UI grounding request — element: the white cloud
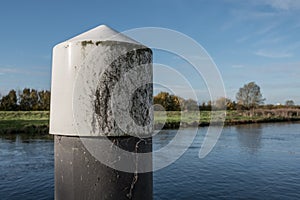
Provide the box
[255,23,279,35]
[231,9,276,20]
[0,67,20,74]
[253,36,286,46]
[227,0,300,11]
[222,7,278,33]
[258,0,300,11]
[0,66,50,76]
[236,23,280,44]
[254,49,293,58]
[236,35,251,43]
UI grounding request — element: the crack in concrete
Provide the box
[126,138,144,199]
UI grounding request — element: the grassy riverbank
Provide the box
[1,109,300,134]
[155,110,300,129]
[0,111,49,134]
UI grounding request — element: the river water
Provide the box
[0,123,299,199]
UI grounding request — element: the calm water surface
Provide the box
[0,123,300,199]
[0,135,54,200]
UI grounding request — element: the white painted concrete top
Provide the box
[67,25,140,44]
[50,25,153,136]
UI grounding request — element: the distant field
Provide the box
[0,111,49,134]
[0,111,49,120]
[155,110,300,128]
[1,110,300,134]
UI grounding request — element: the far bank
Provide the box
[1,109,300,134]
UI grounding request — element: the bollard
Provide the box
[50,25,153,200]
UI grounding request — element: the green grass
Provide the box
[155,110,300,128]
[155,111,204,123]
[1,110,300,134]
[0,111,49,134]
[0,111,49,120]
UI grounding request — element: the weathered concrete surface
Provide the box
[55,135,153,200]
[50,25,153,137]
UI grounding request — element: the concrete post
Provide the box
[50,25,153,200]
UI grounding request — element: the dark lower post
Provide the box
[54,136,152,200]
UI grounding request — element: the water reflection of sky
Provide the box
[0,122,300,199]
[154,122,300,199]
[235,124,263,154]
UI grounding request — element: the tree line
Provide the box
[154,82,299,111]
[0,88,50,111]
[0,82,298,111]
[153,92,237,111]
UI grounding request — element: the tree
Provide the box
[200,101,212,111]
[236,82,265,110]
[0,90,18,110]
[0,88,51,111]
[228,101,237,110]
[19,88,41,110]
[19,88,31,110]
[30,89,39,110]
[154,92,181,111]
[285,100,295,107]
[182,98,199,111]
[38,90,51,110]
[214,97,234,110]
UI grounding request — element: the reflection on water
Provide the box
[235,124,262,153]
[154,122,300,200]
[0,123,300,200]
[0,134,54,200]
[153,129,180,151]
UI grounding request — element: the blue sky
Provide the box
[0,0,300,104]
